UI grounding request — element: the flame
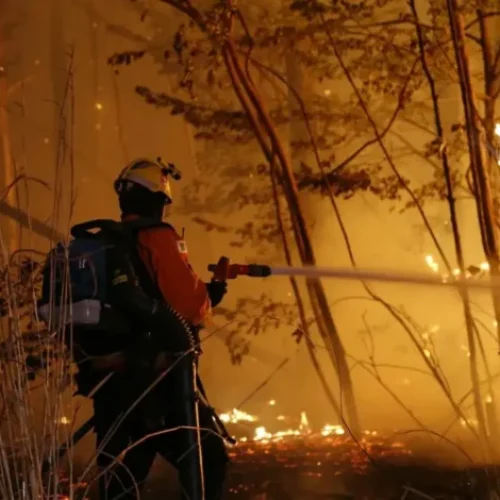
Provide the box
[320,424,345,436]
[254,426,272,441]
[254,426,301,442]
[425,254,491,285]
[219,409,257,424]
[218,410,346,442]
[299,411,311,434]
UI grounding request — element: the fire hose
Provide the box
[207,256,497,291]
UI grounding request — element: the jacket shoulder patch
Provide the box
[177,240,188,254]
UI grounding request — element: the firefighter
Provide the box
[90,158,229,499]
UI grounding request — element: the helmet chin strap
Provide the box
[163,204,172,218]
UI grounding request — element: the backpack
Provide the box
[37,218,165,331]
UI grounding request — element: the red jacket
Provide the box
[123,215,211,326]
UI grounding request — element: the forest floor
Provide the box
[73,432,500,499]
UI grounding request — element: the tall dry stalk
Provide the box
[0,35,79,499]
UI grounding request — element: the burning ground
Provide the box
[213,408,499,499]
[61,406,500,499]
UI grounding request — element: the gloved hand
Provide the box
[206,281,227,307]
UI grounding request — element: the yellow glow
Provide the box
[95,102,103,110]
[268,399,276,406]
[495,122,500,136]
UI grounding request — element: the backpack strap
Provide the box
[121,218,173,234]
[70,219,122,239]
[121,219,171,301]
[71,218,173,239]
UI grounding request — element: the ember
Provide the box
[227,429,416,498]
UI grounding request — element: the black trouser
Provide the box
[93,381,229,500]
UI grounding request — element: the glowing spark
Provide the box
[268,399,276,406]
[95,102,103,110]
[486,394,493,404]
[59,416,70,425]
[480,262,490,271]
[424,254,439,273]
[324,89,331,96]
[423,349,431,358]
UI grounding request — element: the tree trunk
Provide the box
[412,0,492,448]
[270,163,342,420]
[446,0,500,355]
[223,39,361,435]
[161,0,362,433]
[0,35,16,258]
